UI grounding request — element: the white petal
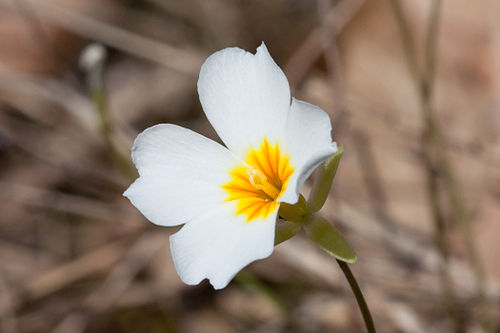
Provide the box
[197,43,291,156]
[279,98,338,204]
[123,124,239,226]
[170,202,277,289]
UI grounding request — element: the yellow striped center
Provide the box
[222,138,294,222]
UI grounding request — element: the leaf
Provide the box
[274,220,301,245]
[307,144,344,213]
[304,217,357,263]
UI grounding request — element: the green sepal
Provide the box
[304,217,357,263]
[307,144,344,213]
[274,220,301,245]
[278,194,309,224]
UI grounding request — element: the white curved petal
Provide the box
[279,98,337,204]
[198,43,291,156]
[170,202,278,289]
[123,124,239,226]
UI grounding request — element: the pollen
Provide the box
[222,138,294,222]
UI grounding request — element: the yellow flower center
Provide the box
[222,138,294,222]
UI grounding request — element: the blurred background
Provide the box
[0,0,499,332]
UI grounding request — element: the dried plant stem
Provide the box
[421,2,494,331]
[424,154,465,332]
[390,2,461,328]
[390,0,493,331]
[337,260,376,333]
[389,0,419,83]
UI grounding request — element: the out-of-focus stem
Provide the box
[81,44,136,181]
[423,1,492,331]
[423,0,440,96]
[390,0,493,331]
[233,270,288,312]
[423,151,465,332]
[389,0,420,84]
[90,85,136,181]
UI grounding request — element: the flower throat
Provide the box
[222,138,294,222]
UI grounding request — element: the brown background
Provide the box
[0,0,499,332]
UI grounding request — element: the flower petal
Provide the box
[279,98,338,204]
[197,43,291,156]
[123,124,239,226]
[170,202,278,289]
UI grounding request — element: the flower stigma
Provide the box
[246,168,280,200]
[222,138,294,222]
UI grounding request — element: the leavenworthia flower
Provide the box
[124,43,337,289]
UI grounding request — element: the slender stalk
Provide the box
[81,45,137,181]
[424,153,465,332]
[421,2,464,331]
[337,260,376,333]
[389,0,420,84]
[391,6,462,327]
[423,0,440,97]
[90,86,135,178]
[392,1,463,329]
[424,3,492,329]
[90,86,137,181]
[391,0,493,331]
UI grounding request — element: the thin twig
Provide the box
[390,1,463,331]
[424,154,465,332]
[389,0,420,85]
[423,1,493,331]
[284,0,365,86]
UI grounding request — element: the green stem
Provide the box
[234,270,288,312]
[90,84,136,181]
[337,260,376,333]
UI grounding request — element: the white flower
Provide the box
[124,43,337,289]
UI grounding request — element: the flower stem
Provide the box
[337,260,376,333]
